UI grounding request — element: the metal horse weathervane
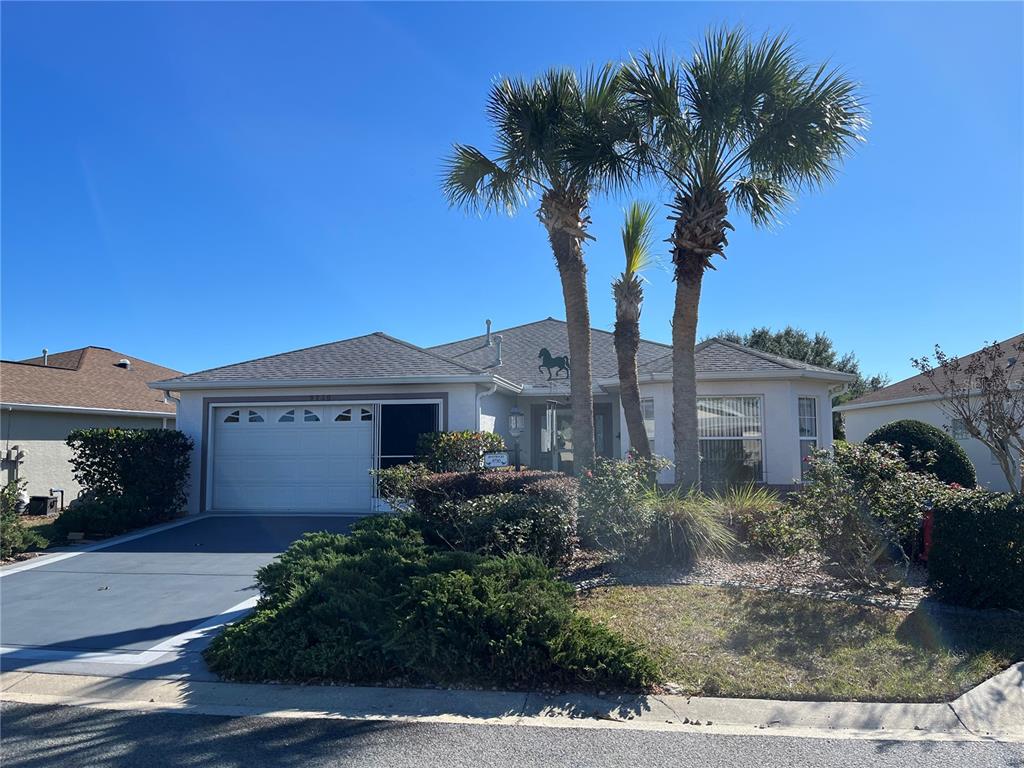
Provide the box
[538,348,570,381]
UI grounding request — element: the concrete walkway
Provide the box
[3,663,1021,743]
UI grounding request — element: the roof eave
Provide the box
[1,402,176,418]
[149,374,512,391]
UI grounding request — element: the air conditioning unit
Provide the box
[27,496,58,516]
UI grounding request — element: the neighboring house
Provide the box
[835,333,1023,492]
[151,318,853,516]
[1,347,180,504]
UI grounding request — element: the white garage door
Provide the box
[212,404,375,512]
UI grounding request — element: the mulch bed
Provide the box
[563,548,930,611]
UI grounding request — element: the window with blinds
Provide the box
[697,396,764,489]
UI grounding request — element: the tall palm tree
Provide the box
[622,29,867,489]
[442,67,639,472]
[613,201,657,459]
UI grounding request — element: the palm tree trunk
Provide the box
[615,315,651,459]
[672,267,703,489]
[668,188,730,490]
[542,194,596,473]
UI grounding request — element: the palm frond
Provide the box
[621,200,658,277]
[730,176,793,227]
[441,144,526,214]
[743,61,867,191]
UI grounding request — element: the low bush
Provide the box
[52,492,173,538]
[792,442,955,585]
[577,455,671,555]
[373,462,432,511]
[423,492,576,567]
[928,491,1023,609]
[1,480,46,559]
[865,419,976,487]
[204,515,657,690]
[645,488,736,565]
[720,485,811,557]
[415,431,506,472]
[410,470,577,519]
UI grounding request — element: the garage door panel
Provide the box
[212,405,375,512]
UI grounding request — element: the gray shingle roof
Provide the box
[154,333,482,386]
[638,338,855,378]
[428,318,671,388]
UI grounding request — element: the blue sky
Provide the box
[3,2,1021,382]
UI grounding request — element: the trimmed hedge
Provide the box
[408,471,579,564]
[928,492,1023,609]
[423,492,576,567]
[56,429,193,537]
[204,515,657,690]
[415,431,506,472]
[865,420,976,487]
[410,470,577,517]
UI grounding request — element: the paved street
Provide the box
[3,703,1022,768]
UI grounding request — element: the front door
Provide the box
[531,402,613,472]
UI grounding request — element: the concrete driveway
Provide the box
[0,515,355,680]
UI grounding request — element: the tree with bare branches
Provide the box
[912,337,1024,494]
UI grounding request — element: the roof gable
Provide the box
[158,332,482,386]
[1,347,180,413]
[638,338,855,379]
[429,318,670,388]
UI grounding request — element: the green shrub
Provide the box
[410,470,577,519]
[372,463,432,511]
[205,515,657,690]
[928,491,1023,609]
[1,480,46,559]
[865,420,976,487]
[645,488,736,565]
[793,442,954,585]
[577,455,671,555]
[416,431,506,472]
[62,428,193,534]
[423,491,576,567]
[719,484,811,556]
[52,492,166,538]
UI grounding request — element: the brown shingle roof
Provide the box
[638,338,856,378]
[838,333,1024,408]
[1,347,180,413]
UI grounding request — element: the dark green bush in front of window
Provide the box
[865,419,976,487]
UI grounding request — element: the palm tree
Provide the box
[442,67,639,472]
[613,201,657,459]
[622,30,867,489]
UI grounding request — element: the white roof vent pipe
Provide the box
[485,319,492,346]
[42,348,48,366]
[493,335,502,367]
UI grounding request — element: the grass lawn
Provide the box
[579,584,1024,702]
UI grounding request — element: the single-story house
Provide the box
[151,318,854,516]
[1,347,181,506]
[835,333,1023,492]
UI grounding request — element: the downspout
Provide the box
[475,382,498,431]
[162,392,180,430]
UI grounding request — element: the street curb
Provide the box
[2,670,1020,743]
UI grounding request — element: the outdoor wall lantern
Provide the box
[508,406,525,471]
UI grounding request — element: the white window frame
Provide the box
[696,394,766,484]
[640,397,655,445]
[798,396,819,482]
[950,418,970,440]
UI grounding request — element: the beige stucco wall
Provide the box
[620,378,838,486]
[0,408,173,503]
[840,398,1017,492]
